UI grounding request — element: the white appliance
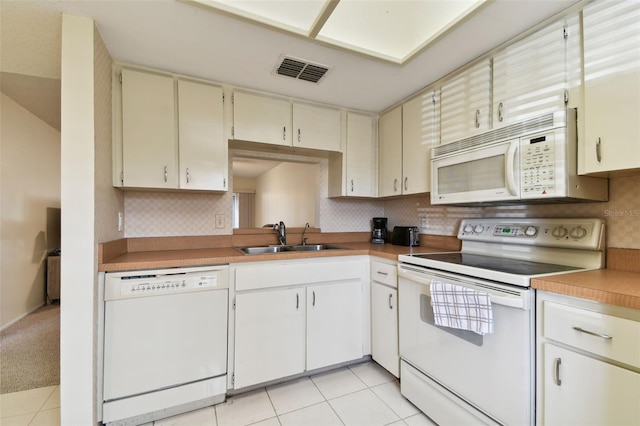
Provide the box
[102,265,229,425]
[430,109,608,205]
[398,218,605,425]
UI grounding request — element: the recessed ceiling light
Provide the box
[186,0,487,64]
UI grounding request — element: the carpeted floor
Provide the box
[0,304,60,394]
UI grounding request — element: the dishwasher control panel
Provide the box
[104,265,229,301]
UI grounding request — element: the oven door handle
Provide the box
[399,267,525,309]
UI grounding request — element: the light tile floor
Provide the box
[0,362,436,426]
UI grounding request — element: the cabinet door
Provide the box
[440,60,491,145]
[371,282,399,377]
[492,20,567,129]
[581,0,640,174]
[402,88,439,195]
[177,80,227,191]
[307,281,363,370]
[233,91,291,146]
[543,343,640,426]
[121,69,178,189]
[345,112,375,197]
[234,288,305,389]
[292,103,342,151]
[378,106,403,197]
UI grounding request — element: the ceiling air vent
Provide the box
[274,56,331,84]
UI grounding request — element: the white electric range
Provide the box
[397,218,605,425]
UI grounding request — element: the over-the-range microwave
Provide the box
[430,109,608,205]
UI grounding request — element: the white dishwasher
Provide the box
[102,265,228,425]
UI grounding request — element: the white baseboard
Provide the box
[0,302,46,333]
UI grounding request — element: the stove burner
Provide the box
[409,252,581,276]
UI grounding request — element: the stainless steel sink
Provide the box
[235,244,345,255]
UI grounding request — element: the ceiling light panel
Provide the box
[192,0,326,35]
[317,0,486,63]
[189,0,486,64]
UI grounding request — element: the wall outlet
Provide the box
[419,215,428,233]
[118,212,124,232]
[215,214,225,229]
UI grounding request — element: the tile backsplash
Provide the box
[385,175,640,249]
[124,167,640,249]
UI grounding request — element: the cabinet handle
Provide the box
[296,293,299,310]
[283,127,286,141]
[377,271,389,276]
[596,137,602,163]
[298,128,301,142]
[312,291,316,307]
[553,357,562,386]
[164,166,168,183]
[186,168,191,184]
[404,177,408,191]
[351,179,354,192]
[498,102,504,122]
[475,109,481,128]
[572,326,612,340]
[388,293,393,309]
[223,177,226,188]
[394,178,398,192]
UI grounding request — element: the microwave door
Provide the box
[431,139,520,204]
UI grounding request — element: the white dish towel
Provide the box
[430,280,494,335]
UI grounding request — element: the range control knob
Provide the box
[552,226,568,238]
[569,226,587,239]
[474,225,484,234]
[463,224,474,234]
[524,226,538,237]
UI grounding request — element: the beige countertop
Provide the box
[98,235,459,272]
[532,248,640,309]
[99,234,639,310]
[532,269,640,310]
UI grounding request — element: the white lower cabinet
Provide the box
[370,259,399,377]
[231,258,367,389]
[307,281,363,370]
[233,288,305,390]
[537,291,640,426]
[542,343,640,426]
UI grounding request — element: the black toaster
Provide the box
[391,226,420,246]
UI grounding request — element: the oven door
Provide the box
[398,264,534,426]
[431,138,520,205]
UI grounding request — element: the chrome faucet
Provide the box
[273,221,286,245]
[301,222,310,245]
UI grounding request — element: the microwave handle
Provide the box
[506,141,518,196]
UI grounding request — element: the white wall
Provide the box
[60,13,97,424]
[255,162,318,228]
[0,92,61,329]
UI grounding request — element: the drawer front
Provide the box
[371,260,397,288]
[543,301,640,368]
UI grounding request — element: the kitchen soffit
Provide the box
[187,0,487,64]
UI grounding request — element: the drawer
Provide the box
[543,301,640,368]
[371,260,397,288]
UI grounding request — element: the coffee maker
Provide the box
[372,217,388,244]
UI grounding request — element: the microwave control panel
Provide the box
[521,132,555,196]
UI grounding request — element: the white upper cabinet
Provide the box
[117,68,227,191]
[581,0,640,174]
[440,59,491,145]
[121,68,178,189]
[402,88,439,195]
[378,105,403,197]
[177,79,227,191]
[328,112,376,198]
[232,91,291,146]
[233,91,342,152]
[492,20,568,129]
[293,103,342,152]
[346,112,375,197]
